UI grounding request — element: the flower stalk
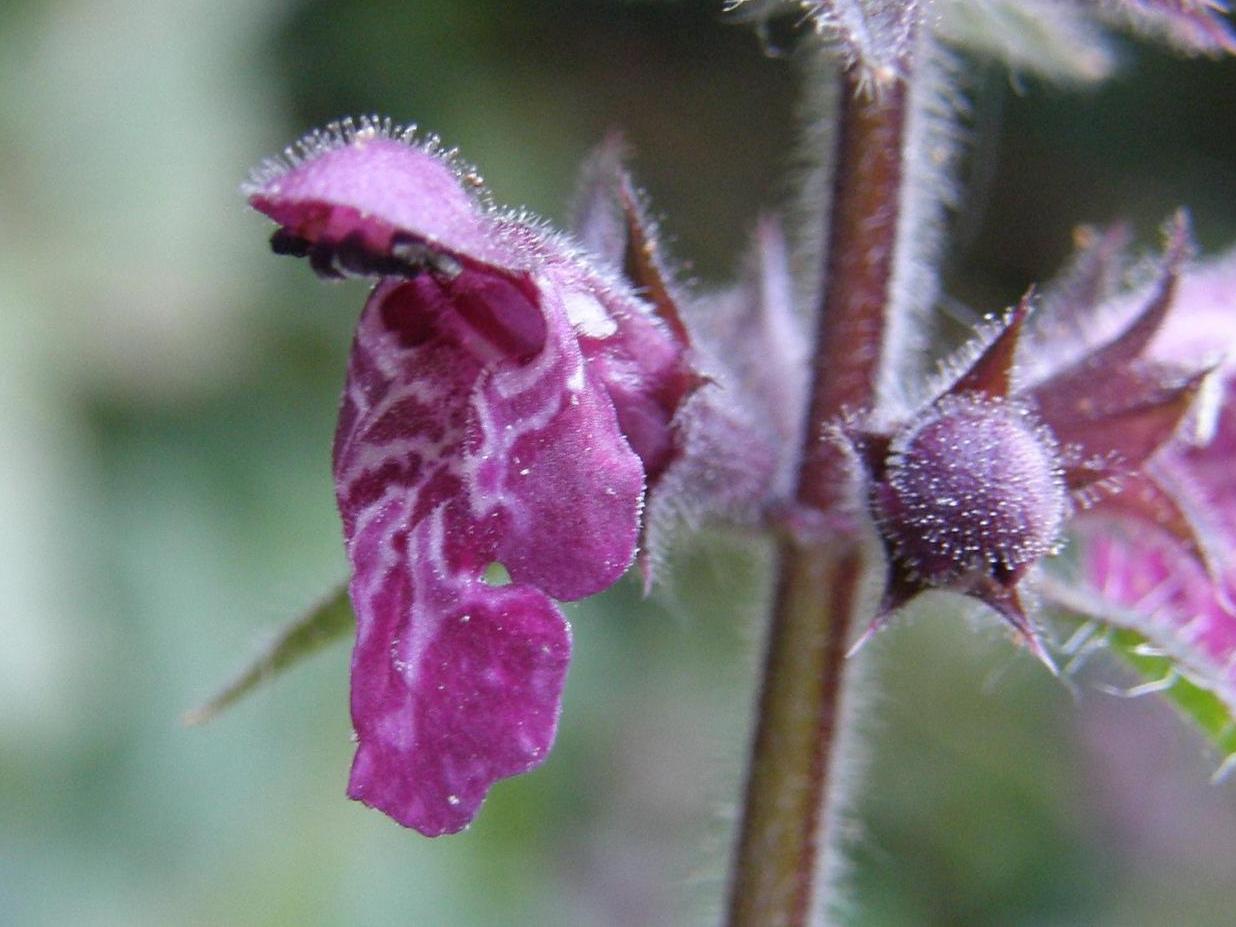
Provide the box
[725,52,912,927]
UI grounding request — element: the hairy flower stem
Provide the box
[725,60,911,927]
[725,542,865,927]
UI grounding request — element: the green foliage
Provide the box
[1107,626,1236,777]
[185,585,352,726]
[1048,574,1236,777]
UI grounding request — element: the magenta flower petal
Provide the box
[247,119,518,274]
[246,124,678,832]
[335,268,643,834]
[248,119,797,831]
[346,520,571,837]
[1086,534,1236,717]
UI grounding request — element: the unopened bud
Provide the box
[875,397,1067,585]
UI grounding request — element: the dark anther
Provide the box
[270,227,311,258]
[337,233,426,277]
[390,234,433,268]
[309,242,345,280]
[335,232,375,276]
[392,234,456,279]
[272,228,440,281]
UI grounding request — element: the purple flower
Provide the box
[1076,241,1236,714]
[245,118,790,834]
[848,215,1210,665]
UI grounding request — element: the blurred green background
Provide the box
[2,1,1235,925]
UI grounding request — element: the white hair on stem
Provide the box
[877,31,968,419]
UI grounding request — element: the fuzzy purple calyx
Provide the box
[877,397,1067,584]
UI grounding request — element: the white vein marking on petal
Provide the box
[566,362,585,394]
[562,290,618,339]
[459,325,568,521]
[492,311,563,399]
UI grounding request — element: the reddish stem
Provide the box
[725,61,910,927]
[801,71,908,512]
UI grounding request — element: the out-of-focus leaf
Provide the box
[1047,577,1236,778]
[1105,626,1236,779]
[184,584,352,726]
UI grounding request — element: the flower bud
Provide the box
[875,396,1067,585]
